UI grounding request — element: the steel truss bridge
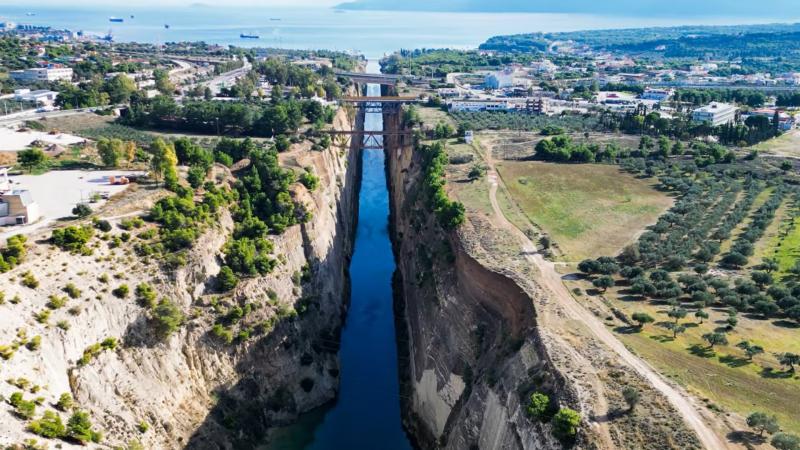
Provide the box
[338,96,420,113]
[333,71,402,86]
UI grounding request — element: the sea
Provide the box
[2,4,799,59]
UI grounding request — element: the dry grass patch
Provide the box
[496,162,673,260]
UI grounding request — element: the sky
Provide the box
[0,0,339,6]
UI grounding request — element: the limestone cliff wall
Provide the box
[384,114,572,450]
[0,108,362,450]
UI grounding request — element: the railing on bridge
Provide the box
[333,71,402,86]
[338,96,420,113]
[326,130,414,150]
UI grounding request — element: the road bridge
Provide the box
[334,71,402,86]
[326,130,414,150]
[339,96,420,113]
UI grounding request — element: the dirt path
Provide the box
[482,148,731,450]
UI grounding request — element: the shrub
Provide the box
[94,219,112,232]
[50,225,94,254]
[27,410,66,438]
[47,295,67,309]
[137,421,149,433]
[298,168,319,191]
[772,433,800,450]
[622,387,640,412]
[552,408,581,442]
[25,336,41,351]
[67,410,102,444]
[217,266,239,291]
[56,393,73,411]
[526,392,550,420]
[72,203,92,218]
[63,283,82,299]
[135,283,157,308]
[21,271,39,289]
[112,284,130,299]
[151,299,185,339]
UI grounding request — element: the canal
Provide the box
[266,62,412,450]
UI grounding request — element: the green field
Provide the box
[496,161,673,260]
[753,129,800,158]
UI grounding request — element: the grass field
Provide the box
[753,129,800,158]
[495,161,673,261]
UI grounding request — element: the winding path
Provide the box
[482,149,730,450]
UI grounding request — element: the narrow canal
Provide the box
[266,61,412,450]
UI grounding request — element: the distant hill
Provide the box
[336,0,798,16]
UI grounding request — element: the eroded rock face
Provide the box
[0,109,362,450]
[384,115,568,450]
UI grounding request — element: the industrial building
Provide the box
[10,67,73,84]
[692,102,738,126]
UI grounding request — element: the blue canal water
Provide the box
[264,63,412,450]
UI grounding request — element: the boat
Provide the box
[240,33,260,39]
[269,18,281,21]
[109,17,124,23]
[25,12,36,16]
[164,24,170,29]
[130,15,134,18]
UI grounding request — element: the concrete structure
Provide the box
[9,67,73,84]
[464,130,474,144]
[692,102,738,126]
[484,68,530,89]
[448,99,510,112]
[0,167,40,226]
[13,89,58,106]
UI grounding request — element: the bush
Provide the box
[56,393,73,411]
[27,410,66,438]
[72,203,92,218]
[63,283,82,299]
[526,392,550,420]
[94,219,112,232]
[150,299,185,339]
[67,411,102,444]
[552,408,581,442]
[21,271,39,289]
[135,283,157,308]
[112,284,130,299]
[51,225,94,254]
[772,433,800,450]
[217,266,239,291]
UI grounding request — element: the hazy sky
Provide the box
[0,0,340,5]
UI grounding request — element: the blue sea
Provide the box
[2,4,799,58]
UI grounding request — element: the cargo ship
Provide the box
[109,17,124,23]
[240,33,259,39]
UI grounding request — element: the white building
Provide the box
[14,89,59,106]
[692,102,738,126]
[530,59,558,74]
[484,68,530,89]
[641,88,674,102]
[449,99,510,112]
[10,67,73,84]
[0,167,41,226]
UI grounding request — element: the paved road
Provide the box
[482,149,730,450]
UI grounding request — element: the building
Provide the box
[10,67,73,84]
[464,130,474,144]
[436,88,462,98]
[448,99,509,112]
[0,167,41,226]
[484,68,530,89]
[14,89,59,106]
[692,102,738,126]
[641,88,674,102]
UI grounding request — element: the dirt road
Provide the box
[482,148,730,450]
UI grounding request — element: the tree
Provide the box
[154,69,175,95]
[67,410,102,444]
[751,271,773,288]
[772,433,800,450]
[217,266,238,291]
[695,309,709,324]
[778,353,799,373]
[703,332,728,349]
[736,341,764,360]
[668,307,687,324]
[17,148,46,172]
[664,322,687,338]
[552,408,581,442]
[632,312,654,329]
[97,137,123,167]
[149,138,178,184]
[104,73,137,104]
[593,275,615,293]
[72,203,92,218]
[760,258,780,273]
[622,386,640,413]
[746,411,780,436]
[526,392,550,420]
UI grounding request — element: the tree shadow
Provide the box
[727,430,767,446]
[773,320,800,329]
[683,322,699,328]
[614,325,641,334]
[760,367,794,379]
[617,294,645,302]
[719,354,750,368]
[650,334,675,343]
[688,344,715,358]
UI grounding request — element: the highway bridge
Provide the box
[334,71,402,86]
[338,96,420,113]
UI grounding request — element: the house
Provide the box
[10,67,73,84]
[692,102,738,126]
[436,88,462,98]
[14,89,59,106]
[0,167,41,226]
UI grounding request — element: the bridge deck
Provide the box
[339,96,420,103]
